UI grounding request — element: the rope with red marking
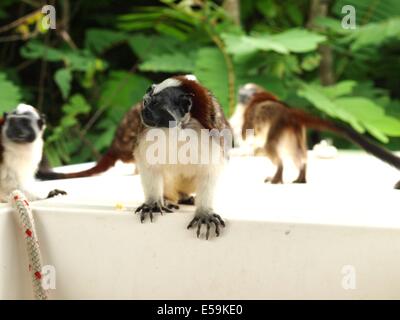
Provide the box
[9,190,48,300]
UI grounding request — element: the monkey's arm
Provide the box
[187,165,225,239]
[134,165,175,222]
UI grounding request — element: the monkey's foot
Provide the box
[292,177,307,184]
[135,201,175,223]
[187,211,225,240]
[264,177,283,184]
[178,195,195,206]
[47,189,67,198]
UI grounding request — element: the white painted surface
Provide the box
[0,151,399,299]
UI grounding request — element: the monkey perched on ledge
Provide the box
[0,104,66,202]
[231,83,400,188]
[135,76,232,239]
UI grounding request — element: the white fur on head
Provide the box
[15,103,39,118]
[153,78,181,94]
[184,74,197,81]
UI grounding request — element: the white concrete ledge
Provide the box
[1,152,400,299]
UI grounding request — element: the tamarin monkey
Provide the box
[0,104,66,202]
[36,102,141,180]
[135,75,232,239]
[230,83,400,188]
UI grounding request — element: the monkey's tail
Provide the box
[36,149,119,180]
[290,109,400,170]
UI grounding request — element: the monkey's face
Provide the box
[238,83,264,104]
[3,104,45,144]
[141,84,193,128]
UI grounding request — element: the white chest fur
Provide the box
[0,138,43,200]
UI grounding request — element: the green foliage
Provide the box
[195,47,229,113]
[298,82,400,143]
[1,0,400,166]
[0,73,22,112]
[98,71,152,122]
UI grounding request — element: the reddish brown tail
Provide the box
[290,109,400,170]
[36,149,118,180]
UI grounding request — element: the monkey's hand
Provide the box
[135,200,178,223]
[47,189,67,198]
[187,209,225,240]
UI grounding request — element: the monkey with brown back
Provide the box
[231,83,400,188]
[134,76,232,239]
[0,104,66,202]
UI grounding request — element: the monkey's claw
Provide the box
[187,213,225,240]
[47,189,67,198]
[135,201,175,223]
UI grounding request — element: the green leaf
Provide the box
[85,29,127,54]
[223,29,326,56]
[99,71,152,121]
[298,83,400,142]
[139,51,196,73]
[194,47,229,114]
[54,68,72,100]
[0,73,22,112]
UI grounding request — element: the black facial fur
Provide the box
[141,86,193,128]
[5,111,42,144]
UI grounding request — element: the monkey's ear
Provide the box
[38,113,46,128]
[180,93,194,114]
[146,84,155,95]
[3,112,8,119]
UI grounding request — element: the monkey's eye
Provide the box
[179,94,193,114]
[143,96,150,107]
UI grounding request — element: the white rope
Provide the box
[9,190,48,300]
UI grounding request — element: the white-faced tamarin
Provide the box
[0,104,66,202]
[134,76,232,239]
[230,83,400,188]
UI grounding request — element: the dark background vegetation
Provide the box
[0,0,399,165]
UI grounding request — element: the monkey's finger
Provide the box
[196,223,202,238]
[187,217,199,229]
[140,212,146,223]
[213,214,225,227]
[211,218,220,237]
[149,211,153,222]
[206,222,211,240]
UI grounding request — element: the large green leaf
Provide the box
[298,83,400,143]
[139,51,196,73]
[194,47,229,114]
[99,71,152,121]
[223,29,326,56]
[0,73,22,112]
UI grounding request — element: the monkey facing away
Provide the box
[0,104,66,202]
[231,83,400,188]
[134,76,232,239]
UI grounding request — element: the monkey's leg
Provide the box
[187,168,225,240]
[178,193,195,205]
[293,164,307,183]
[264,127,284,184]
[292,127,307,184]
[135,167,175,223]
[395,181,400,190]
